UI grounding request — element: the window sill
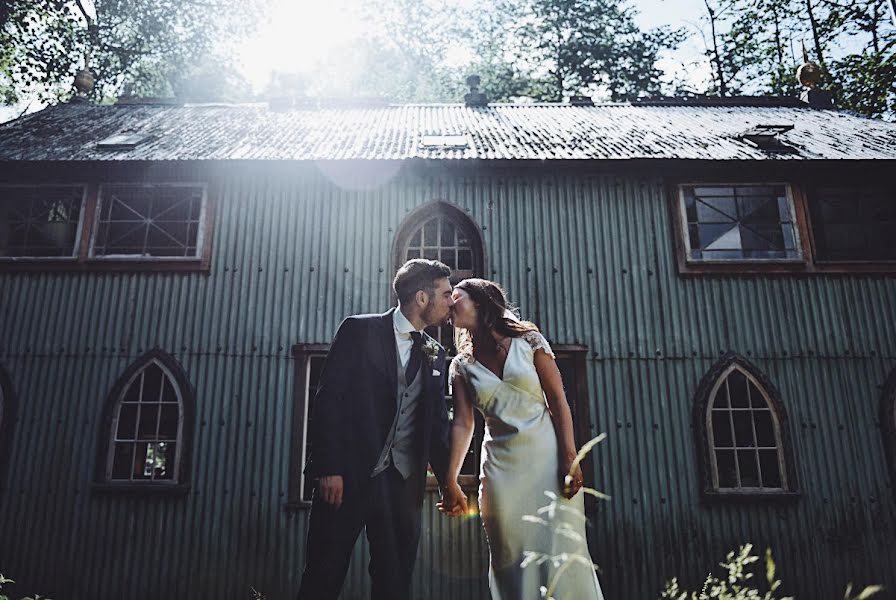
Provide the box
[0,258,210,273]
[679,261,896,276]
[679,260,809,275]
[701,489,801,503]
[91,482,191,496]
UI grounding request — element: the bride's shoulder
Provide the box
[520,329,555,359]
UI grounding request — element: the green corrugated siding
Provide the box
[0,163,894,599]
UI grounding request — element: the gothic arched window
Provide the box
[693,353,797,497]
[96,350,194,491]
[393,200,485,348]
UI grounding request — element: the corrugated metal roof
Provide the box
[0,100,894,162]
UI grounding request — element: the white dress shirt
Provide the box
[393,307,423,369]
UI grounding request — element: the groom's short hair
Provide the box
[393,259,451,305]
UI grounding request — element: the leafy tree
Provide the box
[696,0,894,117]
[0,0,262,104]
[467,0,684,102]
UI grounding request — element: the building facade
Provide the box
[0,99,895,599]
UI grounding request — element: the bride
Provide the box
[438,278,605,599]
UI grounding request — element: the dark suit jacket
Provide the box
[304,308,451,492]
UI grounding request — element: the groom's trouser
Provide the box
[297,465,424,600]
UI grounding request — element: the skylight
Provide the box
[420,134,469,149]
[96,133,149,150]
[738,124,796,153]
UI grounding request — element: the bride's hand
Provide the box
[436,482,468,517]
[561,460,584,499]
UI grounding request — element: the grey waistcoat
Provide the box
[371,351,426,479]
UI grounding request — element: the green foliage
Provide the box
[0,573,53,600]
[697,0,895,117]
[465,0,685,102]
[0,0,262,104]
[659,545,884,600]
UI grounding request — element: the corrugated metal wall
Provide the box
[1,162,894,599]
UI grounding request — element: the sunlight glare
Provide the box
[237,0,370,91]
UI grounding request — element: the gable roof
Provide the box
[0,100,894,162]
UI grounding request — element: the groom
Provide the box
[298,259,467,600]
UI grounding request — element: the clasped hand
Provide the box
[436,481,468,517]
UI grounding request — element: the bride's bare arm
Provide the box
[448,373,475,477]
[534,349,584,498]
[437,371,475,516]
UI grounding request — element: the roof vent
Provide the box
[737,124,796,153]
[420,133,470,150]
[96,132,150,150]
[464,75,488,107]
[569,95,594,106]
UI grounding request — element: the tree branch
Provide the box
[73,0,93,25]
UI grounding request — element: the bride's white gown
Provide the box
[451,332,605,600]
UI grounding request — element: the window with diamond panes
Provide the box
[92,184,206,258]
[106,359,184,483]
[680,184,801,262]
[0,185,85,258]
[707,366,788,492]
[806,186,896,262]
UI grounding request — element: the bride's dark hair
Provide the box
[453,278,538,359]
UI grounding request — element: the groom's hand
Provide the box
[319,475,344,508]
[436,483,468,517]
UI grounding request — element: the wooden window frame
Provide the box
[670,181,896,275]
[426,343,596,500]
[0,183,88,261]
[285,342,595,500]
[880,365,896,504]
[286,343,330,509]
[0,182,214,273]
[803,184,896,266]
[692,352,799,501]
[92,349,194,495]
[431,374,483,493]
[391,200,486,291]
[392,199,486,349]
[553,344,599,512]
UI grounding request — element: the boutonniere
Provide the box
[421,336,442,365]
